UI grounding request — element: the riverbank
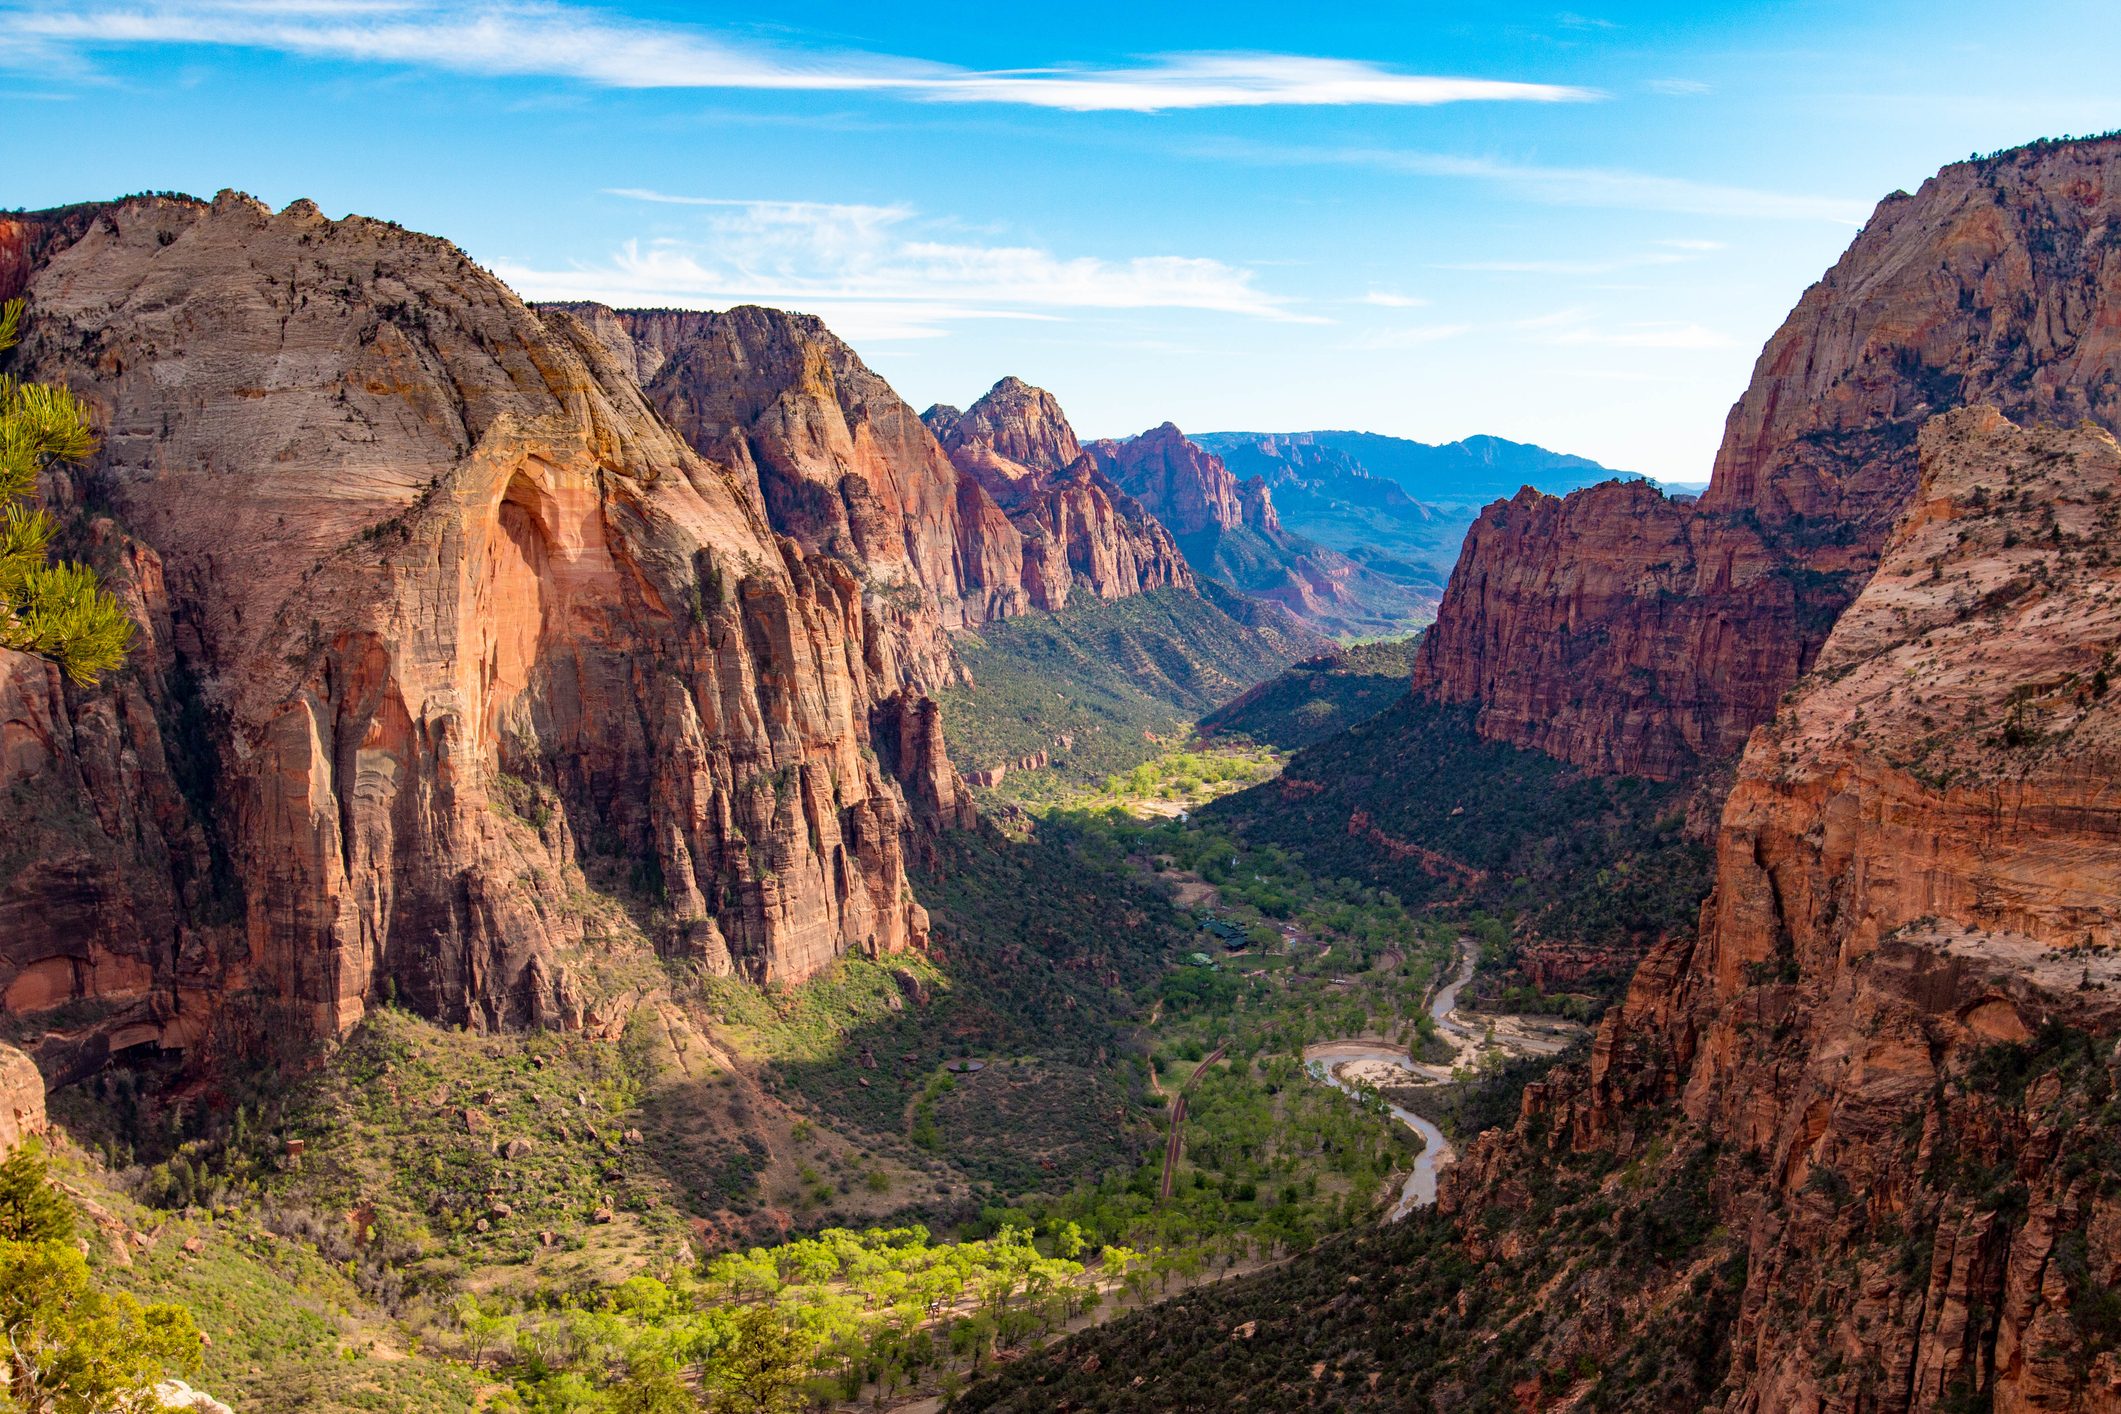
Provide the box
[1301,939,1586,1217]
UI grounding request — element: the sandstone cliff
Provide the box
[0,194,967,1079]
[925,378,1192,611]
[1090,424,1435,636]
[1446,408,2121,1410]
[551,309,1199,627]
[1416,136,2121,778]
[0,1042,45,1154]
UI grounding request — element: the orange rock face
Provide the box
[928,378,1193,611]
[566,314,1192,630]
[1416,138,2121,779]
[1091,422,1267,541]
[0,1042,47,1154]
[0,194,962,1072]
[619,305,1029,644]
[1449,409,2121,1410]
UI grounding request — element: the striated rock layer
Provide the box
[1416,137,2121,778]
[1447,408,2121,1410]
[0,193,969,1080]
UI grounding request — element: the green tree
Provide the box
[0,1140,73,1244]
[706,1305,808,1414]
[612,1358,696,1414]
[0,299,133,684]
[0,1146,202,1414]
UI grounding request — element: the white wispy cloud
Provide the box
[2,2,1601,112]
[1360,290,1430,308]
[1539,320,1737,349]
[496,195,1319,341]
[1440,252,1693,275]
[1194,139,1870,223]
[1351,323,1475,349]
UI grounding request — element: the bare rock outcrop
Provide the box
[927,378,1193,610]
[0,194,957,1072]
[1091,422,1266,540]
[1416,137,2121,779]
[609,304,1018,660]
[0,1042,46,1153]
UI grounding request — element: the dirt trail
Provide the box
[1156,1044,1226,1201]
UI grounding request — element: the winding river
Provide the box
[1301,942,1481,1220]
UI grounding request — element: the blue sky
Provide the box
[4,2,2117,480]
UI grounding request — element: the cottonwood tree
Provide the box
[0,299,133,683]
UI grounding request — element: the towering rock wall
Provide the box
[926,378,1193,611]
[0,1042,47,1154]
[554,309,1198,627]
[1415,137,2121,779]
[601,304,1028,657]
[1449,408,2121,1409]
[0,194,967,1080]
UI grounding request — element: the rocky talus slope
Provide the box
[1091,423,1435,636]
[1416,137,2121,778]
[924,376,1193,610]
[1446,408,2121,1410]
[0,194,969,1083]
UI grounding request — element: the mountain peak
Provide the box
[942,375,1083,476]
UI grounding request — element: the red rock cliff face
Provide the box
[0,194,967,1077]
[1090,422,1270,539]
[931,376,1083,485]
[926,378,1192,611]
[1416,138,2121,779]
[1448,409,2121,1410]
[556,311,1199,622]
[0,1042,47,1153]
[608,304,1023,659]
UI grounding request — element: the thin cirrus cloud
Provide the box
[0,1,1601,112]
[1193,139,1871,223]
[490,192,1321,342]
[1350,323,1476,349]
[1540,320,1737,349]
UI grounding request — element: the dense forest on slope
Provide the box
[957,1125,1741,1413]
[1205,697,1711,974]
[936,586,1320,797]
[1198,637,1420,750]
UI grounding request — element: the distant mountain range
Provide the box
[1192,430,1652,585]
[1196,430,1648,513]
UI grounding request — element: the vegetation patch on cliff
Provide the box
[937,586,1316,803]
